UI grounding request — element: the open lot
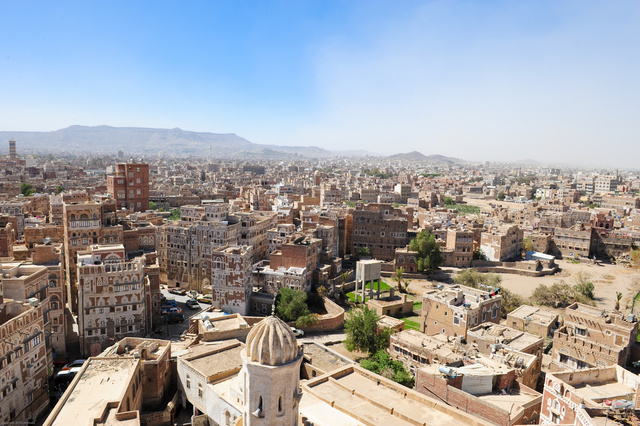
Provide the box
[405,260,640,313]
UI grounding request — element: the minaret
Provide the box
[8,140,16,159]
[240,315,302,426]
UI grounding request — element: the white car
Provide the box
[290,327,304,337]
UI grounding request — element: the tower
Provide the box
[240,315,302,426]
[8,140,16,159]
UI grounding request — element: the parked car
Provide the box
[161,305,182,315]
[61,359,87,371]
[163,298,177,307]
[167,312,184,323]
[197,294,213,304]
[169,287,187,296]
[186,298,200,310]
[55,359,86,383]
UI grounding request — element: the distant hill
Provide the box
[0,125,340,159]
[388,151,464,163]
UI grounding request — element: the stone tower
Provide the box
[240,315,302,426]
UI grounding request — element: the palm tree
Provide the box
[393,267,405,293]
[615,292,623,311]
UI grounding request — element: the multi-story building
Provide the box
[266,223,296,256]
[480,224,524,262]
[157,203,240,292]
[541,366,640,425]
[551,303,639,371]
[76,244,148,356]
[0,299,48,424]
[506,305,559,337]
[0,203,25,238]
[8,139,16,158]
[552,225,593,258]
[210,245,253,315]
[266,236,322,292]
[63,200,123,312]
[594,174,621,194]
[30,243,67,357]
[106,162,150,212]
[442,228,474,267]
[351,203,409,261]
[421,284,502,339]
[0,215,15,258]
[236,211,277,263]
[157,203,276,292]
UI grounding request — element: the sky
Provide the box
[0,1,639,167]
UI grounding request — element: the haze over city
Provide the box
[1,1,639,167]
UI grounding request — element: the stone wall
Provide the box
[243,297,345,333]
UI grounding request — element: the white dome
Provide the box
[245,316,299,366]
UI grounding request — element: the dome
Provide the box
[245,315,299,366]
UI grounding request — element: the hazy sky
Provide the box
[1,1,639,167]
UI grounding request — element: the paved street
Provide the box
[154,287,209,338]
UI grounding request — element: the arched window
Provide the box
[278,396,282,414]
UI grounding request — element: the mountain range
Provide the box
[0,125,463,162]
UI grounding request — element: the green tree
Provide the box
[168,208,181,220]
[574,272,595,300]
[615,292,623,311]
[20,183,34,196]
[498,286,523,318]
[473,248,487,260]
[317,285,329,299]
[496,191,506,201]
[392,267,405,292]
[275,287,310,323]
[409,230,442,273]
[56,185,64,194]
[149,201,157,210]
[531,281,595,308]
[360,350,414,388]
[200,170,206,182]
[344,306,391,356]
[443,196,454,206]
[523,237,534,253]
[358,247,371,257]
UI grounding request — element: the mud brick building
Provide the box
[63,199,123,312]
[351,203,409,261]
[76,244,148,356]
[211,245,253,315]
[421,285,502,339]
[551,303,639,371]
[0,300,48,424]
[480,224,524,262]
[541,366,640,425]
[107,162,150,212]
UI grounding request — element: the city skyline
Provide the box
[1,1,639,167]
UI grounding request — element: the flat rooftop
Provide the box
[305,366,491,426]
[49,357,138,426]
[468,323,542,351]
[302,342,353,374]
[476,389,540,420]
[508,305,557,325]
[572,380,635,403]
[179,340,244,382]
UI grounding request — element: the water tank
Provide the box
[438,365,458,378]
[28,297,39,307]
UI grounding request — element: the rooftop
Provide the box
[468,323,543,351]
[304,365,491,426]
[179,339,244,383]
[48,357,139,426]
[507,305,558,325]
